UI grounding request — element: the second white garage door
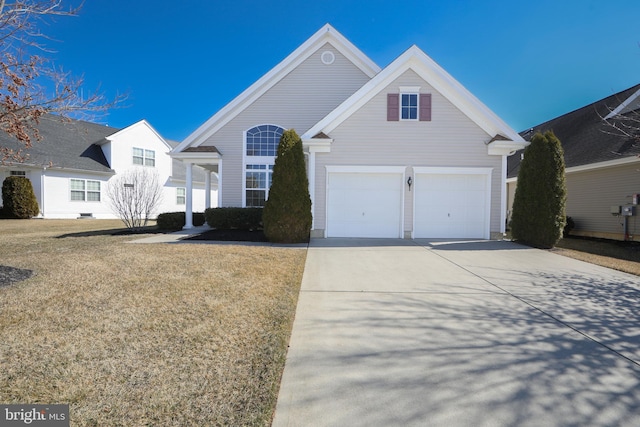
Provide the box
[414,169,491,239]
[326,170,403,238]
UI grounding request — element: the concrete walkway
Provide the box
[272,239,640,427]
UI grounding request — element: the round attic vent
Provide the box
[321,50,335,65]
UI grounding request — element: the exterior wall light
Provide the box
[407,176,412,191]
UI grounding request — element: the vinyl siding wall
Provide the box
[313,69,501,235]
[197,43,371,207]
[565,162,640,240]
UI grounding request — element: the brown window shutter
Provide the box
[387,93,399,121]
[419,93,432,121]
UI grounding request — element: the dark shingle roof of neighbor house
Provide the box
[0,114,119,172]
[507,83,640,178]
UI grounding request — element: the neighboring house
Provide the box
[0,115,217,219]
[172,24,526,238]
[507,84,640,241]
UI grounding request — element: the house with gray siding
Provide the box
[173,24,527,238]
[507,84,640,241]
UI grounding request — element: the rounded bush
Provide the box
[511,131,566,248]
[156,212,205,230]
[263,129,311,243]
[2,176,39,219]
[205,207,262,230]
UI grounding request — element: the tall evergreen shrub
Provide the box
[263,129,312,243]
[511,131,566,248]
[2,176,39,218]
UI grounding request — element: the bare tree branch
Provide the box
[0,1,125,164]
[106,168,163,230]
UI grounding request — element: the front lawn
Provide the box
[554,236,640,276]
[0,219,306,426]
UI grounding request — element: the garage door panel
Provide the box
[414,173,489,239]
[327,172,402,238]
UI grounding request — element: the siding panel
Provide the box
[198,43,371,207]
[314,70,501,235]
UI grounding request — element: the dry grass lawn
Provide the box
[555,237,640,276]
[0,219,307,426]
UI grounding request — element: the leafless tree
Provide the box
[0,1,124,164]
[106,168,163,230]
[601,108,640,143]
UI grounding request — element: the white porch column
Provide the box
[205,171,212,209]
[184,162,194,229]
[500,155,507,234]
[217,161,223,208]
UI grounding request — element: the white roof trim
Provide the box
[302,45,525,143]
[174,24,381,153]
[565,155,640,174]
[102,120,173,151]
[604,88,640,120]
[509,156,640,183]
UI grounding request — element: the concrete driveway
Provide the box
[272,239,640,427]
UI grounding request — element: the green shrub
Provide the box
[263,129,311,243]
[156,211,205,231]
[1,176,39,219]
[205,207,262,230]
[511,131,567,248]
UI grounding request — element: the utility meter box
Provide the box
[611,205,621,215]
[622,205,635,216]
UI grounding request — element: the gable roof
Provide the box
[173,24,381,152]
[302,45,525,144]
[507,83,640,178]
[0,114,119,173]
[101,119,173,152]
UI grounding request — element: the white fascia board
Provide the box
[507,156,640,183]
[565,155,640,174]
[105,120,173,151]
[174,24,381,153]
[304,45,525,143]
[487,140,529,156]
[604,88,640,120]
[302,138,332,153]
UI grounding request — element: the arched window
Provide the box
[244,124,284,207]
[246,125,284,157]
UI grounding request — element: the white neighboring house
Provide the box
[0,115,218,219]
[172,24,526,237]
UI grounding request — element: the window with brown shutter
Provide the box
[387,93,399,121]
[419,93,432,121]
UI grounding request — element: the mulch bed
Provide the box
[0,265,35,287]
[185,229,269,242]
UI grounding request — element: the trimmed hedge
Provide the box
[2,176,39,219]
[262,129,312,243]
[511,131,566,248]
[205,207,262,230]
[156,212,205,231]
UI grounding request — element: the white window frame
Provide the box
[133,147,156,167]
[242,124,284,207]
[70,179,101,202]
[176,187,186,205]
[399,86,421,121]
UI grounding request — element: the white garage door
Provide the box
[327,171,403,238]
[414,172,490,239]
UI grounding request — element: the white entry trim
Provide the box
[412,167,493,239]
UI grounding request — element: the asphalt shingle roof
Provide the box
[0,114,120,172]
[508,84,640,178]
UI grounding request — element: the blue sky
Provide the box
[45,0,640,141]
